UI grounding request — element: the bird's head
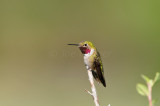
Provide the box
[68,41,96,54]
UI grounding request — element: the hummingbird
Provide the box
[68,41,106,87]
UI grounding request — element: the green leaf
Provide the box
[149,80,154,87]
[141,74,150,83]
[136,83,149,96]
[154,72,160,83]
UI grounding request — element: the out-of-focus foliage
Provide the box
[137,83,148,96]
[154,73,160,85]
[136,72,160,105]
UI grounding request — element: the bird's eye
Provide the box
[84,44,87,46]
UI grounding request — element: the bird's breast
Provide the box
[83,49,95,69]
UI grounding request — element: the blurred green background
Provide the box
[0,0,160,106]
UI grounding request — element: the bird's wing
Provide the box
[93,51,106,87]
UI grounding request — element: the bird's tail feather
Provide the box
[92,70,106,87]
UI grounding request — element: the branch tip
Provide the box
[85,89,93,96]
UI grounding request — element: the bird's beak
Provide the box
[68,44,79,46]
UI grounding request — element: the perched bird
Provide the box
[68,41,106,87]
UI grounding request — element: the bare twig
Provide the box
[85,89,93,96]
[85,69,110,106]
[86,69,99,106]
